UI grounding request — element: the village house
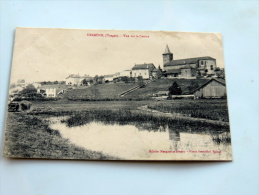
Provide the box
[192,78,226,99]
[66,74,93,86]
[132,63,158,79]
[119,70,132,77]
[106,70,132,82]
[163,45,217,78]
[113,72,120,78]
[37,85,66,98]
[103,74,114,82]
[45,88,58,98]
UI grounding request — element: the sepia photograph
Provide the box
[4,27,232,161]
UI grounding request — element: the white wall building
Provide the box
[132,63,156,79]
[45,88,57,98]
[119,70,132,77]
[103,74,114,82]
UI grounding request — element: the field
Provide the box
[28,99,229,122]
[60,78,210,100]
[4,99,230,159]
[64,82,137,99]
[147,99,229,122]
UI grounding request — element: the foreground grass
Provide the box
[4,113,117,160]
[147,99,229,122]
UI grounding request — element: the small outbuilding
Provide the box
[192,78,227,99]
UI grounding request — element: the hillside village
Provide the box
[9,45,226,101]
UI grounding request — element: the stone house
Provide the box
[132,63,157,79]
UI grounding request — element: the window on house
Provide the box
[210,65,213,70]
[201,61,203,65]
[205,61,207,65]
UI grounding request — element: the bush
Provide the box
[168,81,182,95]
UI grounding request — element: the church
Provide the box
[162,45,217,78]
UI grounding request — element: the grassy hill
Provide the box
[64,83,137,99]
[63,78,210,100]
[125,78,210,97]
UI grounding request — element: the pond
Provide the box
[48,117,232,160]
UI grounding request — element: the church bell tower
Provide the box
[163,44,173,66]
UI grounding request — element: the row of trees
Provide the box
[196,68,225,79]
[41,81,65,85]
[14,84,38,97]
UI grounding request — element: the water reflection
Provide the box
[48,117,232,160]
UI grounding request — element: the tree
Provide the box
[196,71,202,79]
[168,81,182,95]
[128,77,135,83]
[137,76,145,88]
[82,79,88,86]
[20,84,37,97]
[93,75,99,84]
[97,76,104,84]
[215,68,225,79]
[121,76,129,83]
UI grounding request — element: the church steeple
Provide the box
[163,44,173,65]
[164,44,171,54]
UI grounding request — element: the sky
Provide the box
[10,27,224,83]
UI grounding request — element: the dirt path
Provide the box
[137,105,229,126]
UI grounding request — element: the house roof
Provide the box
[132,63,156,70]
[164,56,216,67]
[192,78,226,93]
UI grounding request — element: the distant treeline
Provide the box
[40,81,66,85]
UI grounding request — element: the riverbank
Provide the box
[3,113,118,160]
[64,109,230,133]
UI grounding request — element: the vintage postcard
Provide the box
[3,27,232,161]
